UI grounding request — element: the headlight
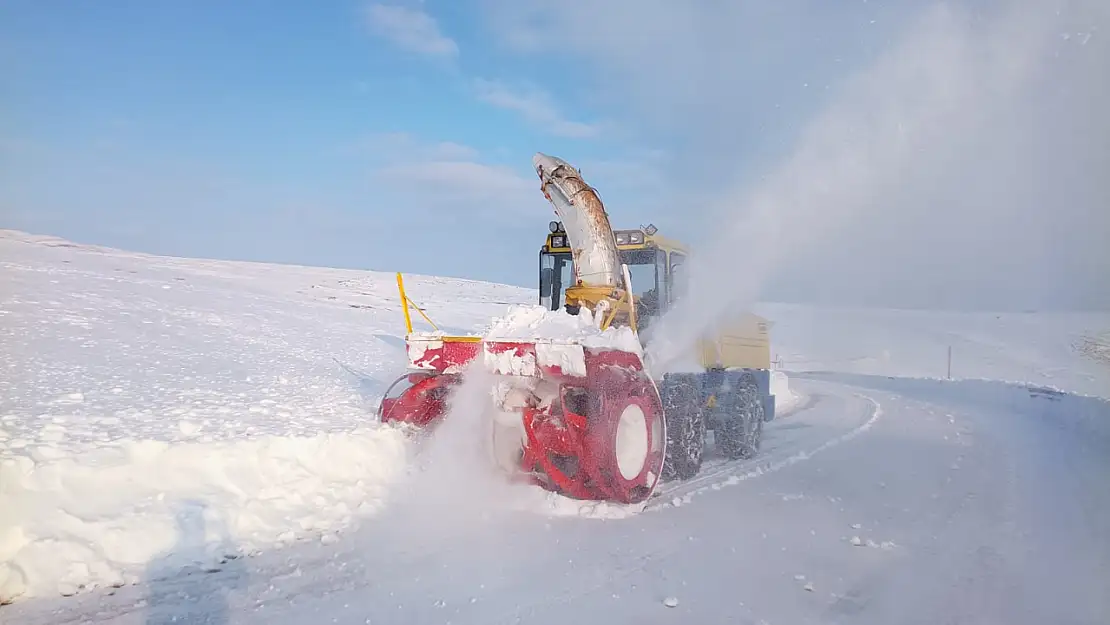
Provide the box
[549,220,561,233]
[551,235,567,248]
[615,233,630,245]
[629,232,644,244]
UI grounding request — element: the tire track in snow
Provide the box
[534,387,882,520]
[645,392,883,511]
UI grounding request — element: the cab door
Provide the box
[667,251,687,307]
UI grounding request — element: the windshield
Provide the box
[540,248,663,314]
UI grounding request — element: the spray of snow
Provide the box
[647,0,1085,371]
[379,364,520,530]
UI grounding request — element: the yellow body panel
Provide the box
[544,232,689,255]
[698,312,772,370]
[642,234,688,255]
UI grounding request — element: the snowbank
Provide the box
[757,303,1110,400]
[770,369,801,415]
[0,428,410,603]
[0,230,532,604]
[481,305,645,378]
[483,304,644,354]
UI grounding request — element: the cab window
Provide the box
[621,249,658,298]
[541,248,668,316]
[669,252,687,304]
[539,252,574,310]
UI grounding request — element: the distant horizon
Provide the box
[5,225,1107,316]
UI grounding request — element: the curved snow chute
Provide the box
[376,153,666,506]
[532,153,638,329]
[532,153,623,290]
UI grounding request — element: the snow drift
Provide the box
[770,369,799,414]
[0,230,532,603]
[0,427,410,602]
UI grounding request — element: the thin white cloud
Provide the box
[365,3,458,57]
[362,6,597,139]
[360,132,480,162]
[473,79,599,138]
[363,135,538,220]
[376,160,533,199]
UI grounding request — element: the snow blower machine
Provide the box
[376,152,776,505]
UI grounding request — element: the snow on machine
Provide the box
[377,152,776,505]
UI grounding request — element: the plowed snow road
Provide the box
[7,374,1109,625]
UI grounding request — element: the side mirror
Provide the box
[540,267,555,297]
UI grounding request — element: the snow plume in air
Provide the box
[647,0,1105,370]
[380,364,520,536]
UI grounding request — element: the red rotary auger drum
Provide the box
[378,334,667,505]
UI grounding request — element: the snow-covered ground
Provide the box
[0,229,535,603]
[2,230,1109,624]
[758,301,1110,399]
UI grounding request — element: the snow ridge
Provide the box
[0,427,411,603]
[0,229,530,604]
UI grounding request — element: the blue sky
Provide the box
[0,1,902,282]
[2,1,1106,309]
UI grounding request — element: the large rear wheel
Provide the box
[660,374,705,481]
[716,374,764,460]
[585,383,666,504]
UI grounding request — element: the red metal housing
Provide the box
[379,335,666,505]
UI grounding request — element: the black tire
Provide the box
[715,374,765,460]
[660,375,706,481]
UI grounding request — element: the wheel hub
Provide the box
[615,403,650,480]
